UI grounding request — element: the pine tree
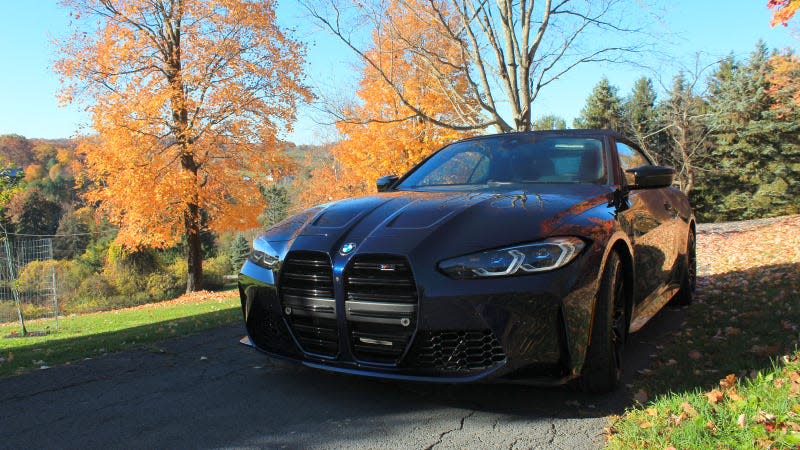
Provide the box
[623,77,660,161]
[229,234,250,271]
[573,78,624,130]
[702,43,800,220]
[260,185,290,227]
[532,114,567,130]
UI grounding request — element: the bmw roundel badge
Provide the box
[340,242,357,255]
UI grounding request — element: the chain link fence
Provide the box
[0,237,58,335]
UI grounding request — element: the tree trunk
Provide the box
[181,152,203,293]
[185,201,203,293]
[683,165,695,196]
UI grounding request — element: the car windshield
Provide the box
[396,135,606,190]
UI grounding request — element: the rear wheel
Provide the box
[672,230,696,306]
[578,252,626,393]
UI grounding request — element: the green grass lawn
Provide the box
[607,354,800,449]
[0,292,240,378]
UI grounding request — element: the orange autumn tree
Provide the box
[769,0,800,26]
[298,0,481,207]
[768,51,800,116]
[56,0,310,291]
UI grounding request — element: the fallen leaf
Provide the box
[706,420,717,433]
[725,326,741,336]
[705,389,724,405]
[669,413,687,427]
[719,374,737,390]
[737,414,746,428]
[681,402,698,418]
[639,421,653,429]
[755,411,776,424]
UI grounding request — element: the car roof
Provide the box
[454,128,629,143]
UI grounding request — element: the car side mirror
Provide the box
[375,175,400,192]
[625,165,675,189]
[376,175,399,192]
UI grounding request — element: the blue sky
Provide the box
[0,1,796,145]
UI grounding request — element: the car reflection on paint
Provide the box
[238,129,696,392]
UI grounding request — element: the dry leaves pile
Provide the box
[696,215,800,277]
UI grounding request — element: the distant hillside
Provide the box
[0,134,76,168]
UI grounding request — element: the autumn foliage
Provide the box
[767,52,800,117]
[298,0,479,207]
[768,0,800,26]
[56,0,309,290]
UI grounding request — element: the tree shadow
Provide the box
[629,261,800,400]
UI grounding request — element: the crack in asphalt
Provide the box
[0,366,139,402]
[425,410,476,450]
[547,419,557,445]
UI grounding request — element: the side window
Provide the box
[616,141,651,184]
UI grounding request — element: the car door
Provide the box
[614,140,678,308]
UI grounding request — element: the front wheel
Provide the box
[671,230,696,306]
[578,252,626,393]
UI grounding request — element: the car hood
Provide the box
[260,184,615,259]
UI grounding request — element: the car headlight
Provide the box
[249,238,280,269]
[438,237,586,279]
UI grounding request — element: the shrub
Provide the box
[74,273,116,302]
[203,254,233,290]
[146,272,181,298]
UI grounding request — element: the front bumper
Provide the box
[238,245,603,385]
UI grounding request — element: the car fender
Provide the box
[565,229,633,376]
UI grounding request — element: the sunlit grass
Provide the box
[0,291,240,378]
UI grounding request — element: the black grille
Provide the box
[345,255,418,363]
[245,291,301,357]
[279,251,338,357]
[405,330,506,373]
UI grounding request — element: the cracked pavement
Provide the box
[0,304,685,450]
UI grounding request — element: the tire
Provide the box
[671,230,696,306]
[578,252,626,393]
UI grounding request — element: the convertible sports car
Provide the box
[238,129,695,392]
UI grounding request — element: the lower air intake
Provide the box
[404,330,506,373]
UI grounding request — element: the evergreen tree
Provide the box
[532,114,567,130]
[53,208,91,259]
[623,77,660,161]
[229,233,250,271]
[260,185,290,227]
[702,43,800,220]
[7,189,62,235]
[573,78,624,130]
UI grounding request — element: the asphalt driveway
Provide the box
[0,303,686,450]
